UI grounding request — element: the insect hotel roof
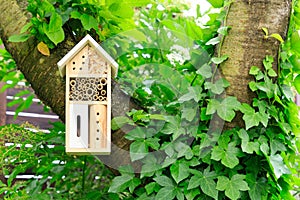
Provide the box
[57,34,119,77]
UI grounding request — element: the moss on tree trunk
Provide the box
[219,0,291,127]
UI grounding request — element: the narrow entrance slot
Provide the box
[77,115,81,137]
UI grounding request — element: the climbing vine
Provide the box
[1,0,300,199]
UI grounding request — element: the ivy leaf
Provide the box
[207,0,224,8]
[130,141,148,161]
[154,176,174,187]
[211,142,239,168]
[217,97,240,121]
[205,78,230,94]
[145,182,159,195]
[207,96,240,122]
[125,127,146,140]
[269,154,290,179]
[80,14,98,31]
[8,33,31,43]
[182,107,197,122]
[270,33,284,43]
[174,142,193,160]
[108,174,134,193]
[178,85,204,103]
[238,129,260,154]
[216,175,249,200]
[249,66,260,75]
[188,168,218,199]
[155,187,176,200]
[145,138,160,150]
[294,74,300,94]
[247,175,268,200]
[196,64,212,78]
[170,160,190,184]
[205,37,220,45]
[44,13,65,45]
[211,55,228,64]
[243,112,261,130]
[218,26,230,35]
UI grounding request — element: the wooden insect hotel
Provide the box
[57,34,118,155]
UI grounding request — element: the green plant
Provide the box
[3,0,300,199]
[107,1,300,199]
[0,122,116,199]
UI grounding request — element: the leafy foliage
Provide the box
[0,122,115,199]
[2,0,300,199]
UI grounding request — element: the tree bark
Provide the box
[0,0,141,172]
[220,0,291,127]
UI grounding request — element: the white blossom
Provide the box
[166,45,191,66]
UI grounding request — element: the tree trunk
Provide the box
[0,0,141,172]
[220,0,291,127]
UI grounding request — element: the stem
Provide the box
[82,156,87,193]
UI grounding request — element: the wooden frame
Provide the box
[57,35,118,155]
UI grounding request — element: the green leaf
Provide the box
[267,68,277,77]
[109,3,134,18]
[211,142,239,169]
[155,187,176,200]
[154,176,174,187]
[217,97,240,121]
[247,175,268,200]
[108,174,133,193]
[205,78,230,94]
[187,174,201,190]
[206,99,220,115]
[218,26,230,35]
[170,160,190,184]
[207,0,224,8]
[270,33,284,43]
[207,96,240,122]
[145,182,159,195]
[217,175,249,200]
[44,13,64,45]
[269,154,290,179]
[243,112,261,130]
[8,34,31,43]
[80,14,98,31]
[125,127,146,140]
[294,74,300,93]
[130,140,148,161]
[111,116,132,131]
[182,107,197,122]
[249,66,260,75]
[198,168,218,199]
[211,55,228,64]
[174,142,193,160]
[262,27,268,36]
[238,129,260,154]
[205,37,220,45]
[178,85,204,103]
[145,138,160,150]
[141,158,162,178]
[196,64,212,78]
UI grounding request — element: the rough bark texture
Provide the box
[220,0,291,127]
[0,0,141,172]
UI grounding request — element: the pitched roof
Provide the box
[57,34,118,77]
